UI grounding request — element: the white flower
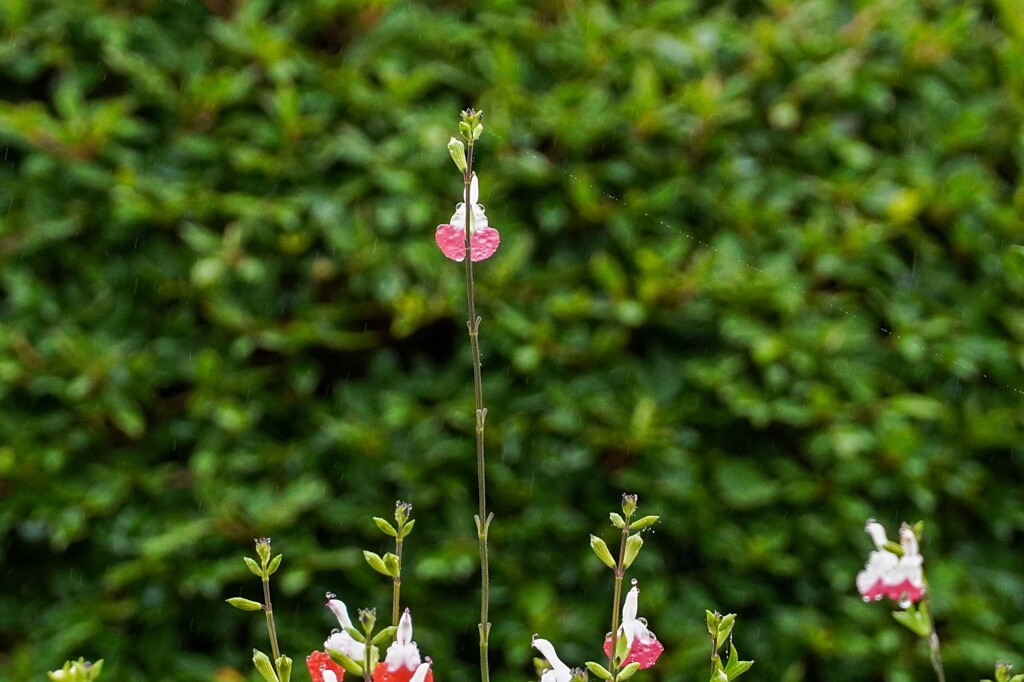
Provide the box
[856,520,926,604]
[603,580,664,669]
[532,636,572,682]
[324,593,364,661]
[435,174,500,262]
[382,609,425,673]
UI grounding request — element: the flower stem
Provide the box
[464,138,491,682]
[261,576,281,668]
[924,598,946,682]
[392,536,403,630]
[608,514,632,679]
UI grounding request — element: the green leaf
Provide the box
[584,662,613,680]
[226,597,263,612]
[891,608,930,638]
[706,610,719,636]
[363,551,390,576]
[344,626,366,643]
[252,649,279,682]
[276,655,292,682]
[244,557,264,577]
[372,626,398,645]
[629,515,659,531]
[384,552,401,578]
[266,554,282,576]
[723,643,754,679]
[716,613,737,646]
[400,519,416,538]
[617,662,641,681]
[327,648,364,675]
[613,629,630,663]
[622,533,643,569]
[589,535,616,570]
[609,513,625,529]
[374,517,398,537]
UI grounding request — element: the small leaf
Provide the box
[706,610,719,636]
[244,557,263,577]
[617,662,641,681]
[344,626,366,643]
[614,629,630,663]
[374,517,398,537]
[623,533,643,569]
[589,535,617,570]
[723,643,754,679]
[276,655,292,682]
[400,519,416,538]
[226,597,264,612]
[584,662,613,681]
[609,513,625,529]
[266,554,283,576]
[384,552,401,578]
[372,626,398,645]
[363,551,391,577]
[629,515,659,531]
[252,649,280,682]
[327,648,364,675]
[716,613,737,646]
[891,609,930,638]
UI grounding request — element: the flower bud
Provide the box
[589,535,616,570]
[448,138,467,173]
[358,608,377,633]
[622,533,643,569]
[255,538,272,565]
[621,494,638,518]
[226,597,264,612]
[253,649,280,682]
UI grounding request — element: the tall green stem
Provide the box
[924,598,946,682]
[261,577,281,668]
[608,513,632,679]
[464,138,492,682]
[392,535,403,629]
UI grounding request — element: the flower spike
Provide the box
[602,580,664,669]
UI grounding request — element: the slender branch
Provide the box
[924,598,946,682]
[464,135,491,682]
[608,514,632,679]
[261,577,281,667]
[392,535,403,629]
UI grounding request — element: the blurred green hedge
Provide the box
[2,0,1023,680]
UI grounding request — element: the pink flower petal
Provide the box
[602,635,664,670]
[308,651,345,682]
[470,226,500,261]
[373,664,434,682]
[884,579,925,603]
[434,224,500,262]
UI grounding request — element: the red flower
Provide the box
[372,610,434,682]
[602,580,664,670]
[307,651,345,682]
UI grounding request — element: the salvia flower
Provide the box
[602,580,664,669]
[324,593,364,661]
[373,609,434,682]
[856,520,926,605]
[307,650,346,682]
[435,174,500,262]
[532,636,572,682]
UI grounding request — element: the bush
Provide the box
[1,1,1023,680]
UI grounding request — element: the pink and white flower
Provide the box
[373,609,434,682]
[307,650,346,682]
[602,580,664,669]
[856,520,926,604]
[532,636,572,682]
[435,174,500,262]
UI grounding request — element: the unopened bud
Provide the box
[621,494,638,518]
[448,138,467,173]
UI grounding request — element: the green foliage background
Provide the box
[2,0,1023,680]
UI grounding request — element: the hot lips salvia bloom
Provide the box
[308,593,361,682]
[856,520,926,604]
[373,609,433,682]
[602,580,664,669]
[435,174,500,262]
